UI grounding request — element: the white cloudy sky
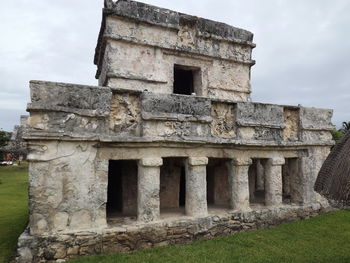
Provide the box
[0,0,349,131]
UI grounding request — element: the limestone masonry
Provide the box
[17,0,335,262]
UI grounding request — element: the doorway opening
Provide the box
[107,160,138,225]
[282,158,299,204]
[248,159,267,205]
[160,157,187,218]
[206,158,231,211]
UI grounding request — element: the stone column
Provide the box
[298,147,330,205]
[265,157,285,206]
[137,157,163,222]
[94,159,109,228]
[226,158,252,211]
[185,157,208,217]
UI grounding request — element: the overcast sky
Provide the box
[1,0,349,131]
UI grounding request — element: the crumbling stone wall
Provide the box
[17,204,334,263]
[28,141,107,235]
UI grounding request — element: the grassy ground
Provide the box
[0,164,28,263]
[1,165,350,263]
[68,210,350,263]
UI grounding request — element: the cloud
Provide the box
[0,0,349,131]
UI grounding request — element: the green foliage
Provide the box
[68,211,350,263]
[340,121,350,134]
[331,129,344,142]
[0,131,10,148]
[330,121,350,142]
[0,163,28,263]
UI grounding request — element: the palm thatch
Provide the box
[314,130,350,205]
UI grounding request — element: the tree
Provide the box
[0,130,11,161]
[0,130,10,148]
[340,121,350,134]
[331,129,344,142]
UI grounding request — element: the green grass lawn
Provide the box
[69,210,350,263]
[0,164,28,263]
[1,164,350,263]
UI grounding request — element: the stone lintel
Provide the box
[231,158,252,166]
[188,157,209,166]
[139,157,163,167]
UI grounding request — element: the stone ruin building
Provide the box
[0,115,28,161]
[17,0,335,262]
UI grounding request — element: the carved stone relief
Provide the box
[211,102,236,138]
[164,121,192,137]
[109,93,141,135]
[283,108,300,141]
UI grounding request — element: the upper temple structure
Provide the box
[17,1,335,262]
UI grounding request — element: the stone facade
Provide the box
[17,1,334,262]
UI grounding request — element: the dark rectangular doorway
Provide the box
[159,157,186,217]
[107,160,138,222]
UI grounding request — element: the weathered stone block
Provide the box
[29,80,112,116]
[300,107,333,131]
[236,102,284,128]
[188,157,208,166]
[141,93,211,121]
[140,157,163,167]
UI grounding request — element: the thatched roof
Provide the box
[314,130,350,204]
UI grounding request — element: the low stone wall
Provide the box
[17,203,334,263]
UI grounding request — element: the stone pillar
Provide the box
[298,147,330,205]
[185,157,208,217]
[265,157,285,206]
[94,159,109,228]
[226,158,252,211]
[137,157,163,222]
[256,159,265,191]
